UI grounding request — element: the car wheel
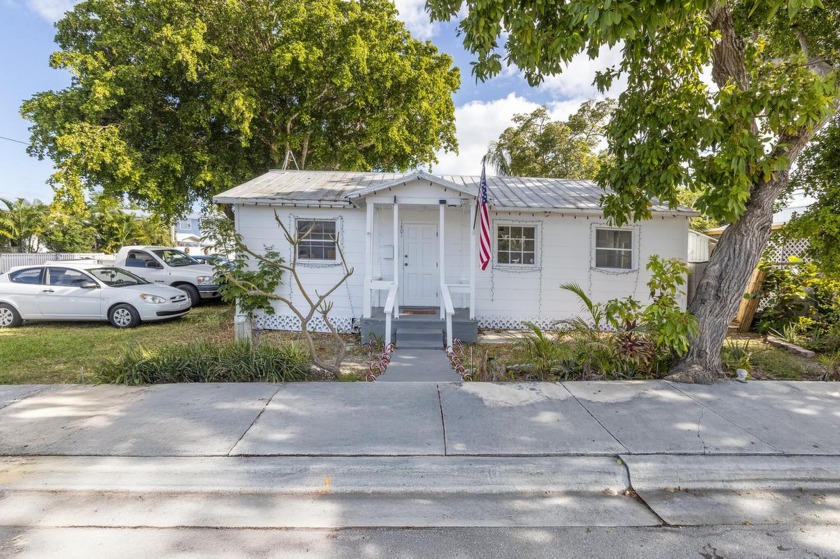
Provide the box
[0,303,22,328]
[109,304,140,328]
[177,284,201,307]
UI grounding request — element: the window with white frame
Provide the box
[178,219,192,231]
[595,228,633,269]
[296,219,337,260]
[496,224,537,266]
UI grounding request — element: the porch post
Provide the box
[363,202,373,318]
[393,201,399,318]
[439,201,445,319]
[469,202,476,320]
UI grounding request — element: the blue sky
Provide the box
[0,0,622,203]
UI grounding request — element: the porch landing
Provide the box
[360,307,478,345]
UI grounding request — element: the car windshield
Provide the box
[152,249,199,267]
[88,267,149,287]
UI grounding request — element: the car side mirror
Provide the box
[146,261,162,269]
[80,281,99,289]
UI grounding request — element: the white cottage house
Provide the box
[214,170,695,347]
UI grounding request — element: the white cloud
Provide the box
[25,0,76,22]
[432,94,539,175]
[539,44,627,99]
[393,0,439,40]
[430,93,594,176]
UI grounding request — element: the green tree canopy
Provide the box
[428,0,840,381]
[484,100,614,179]
[782,115,840,276]
[23,0,460,218]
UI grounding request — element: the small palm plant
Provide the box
[818,351,840,381]
[560,283,605,332]
[522,322,565,380]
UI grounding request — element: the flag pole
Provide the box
[473,164,484,230]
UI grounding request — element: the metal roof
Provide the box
[214,170,697,214]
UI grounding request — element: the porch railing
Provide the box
[366,279,398,318]
[383,282,398,344]
[440,283,454,351]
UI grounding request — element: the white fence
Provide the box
[0,253,108,274]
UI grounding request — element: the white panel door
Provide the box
[401,223,438,306]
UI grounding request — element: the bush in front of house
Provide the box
[508,256,698,381]
[96,340,311,385]
[754,261,840,353]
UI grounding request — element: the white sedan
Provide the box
[0,263,191,329]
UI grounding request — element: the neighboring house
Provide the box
[213,170,696,344]
[687,230,718,264]
[700,193,815,332]
[705,192,814,264]
[685,230,719,307]
[174,215,212,252]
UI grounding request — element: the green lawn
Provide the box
[2,309,824,384]
[0,304,234,384]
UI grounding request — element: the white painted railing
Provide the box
[441,283,455,351]
[366,279,395,318]
[0,253,107,274]
[383,283,398,344]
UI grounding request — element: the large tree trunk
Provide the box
[667,175,788,383]
[667,2,837,384]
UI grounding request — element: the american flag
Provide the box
[478,164,491,270]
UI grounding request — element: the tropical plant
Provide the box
[560,282,606,332]
[641,256,699,356]
[521,322,566,380]
[0,197,47,253]
[557,256,697,378]
[721,339,753,372]
[38,208,97,253]
[817,351,840,381]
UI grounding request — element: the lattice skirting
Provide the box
[254,313,565,333]
[254,313,355,333]
[477,316,564,331]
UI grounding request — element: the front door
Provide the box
[401,222,438,306]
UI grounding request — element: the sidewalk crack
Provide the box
[619,455,669,527]
[436,384,448,456]
[227,385,282,456]
[560,384,629,454]
[696,408,708,455]
[666,381,782,453]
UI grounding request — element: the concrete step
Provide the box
[0,456,656,529]
[397,328,443,349]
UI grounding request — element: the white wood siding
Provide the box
[234,204,690,331]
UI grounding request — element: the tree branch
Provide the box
[795,28,835,78]
[707,3,749,91]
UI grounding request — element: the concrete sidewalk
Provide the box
[1,380,838,456]
[0,380,840,456]
[1,380,839,556]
